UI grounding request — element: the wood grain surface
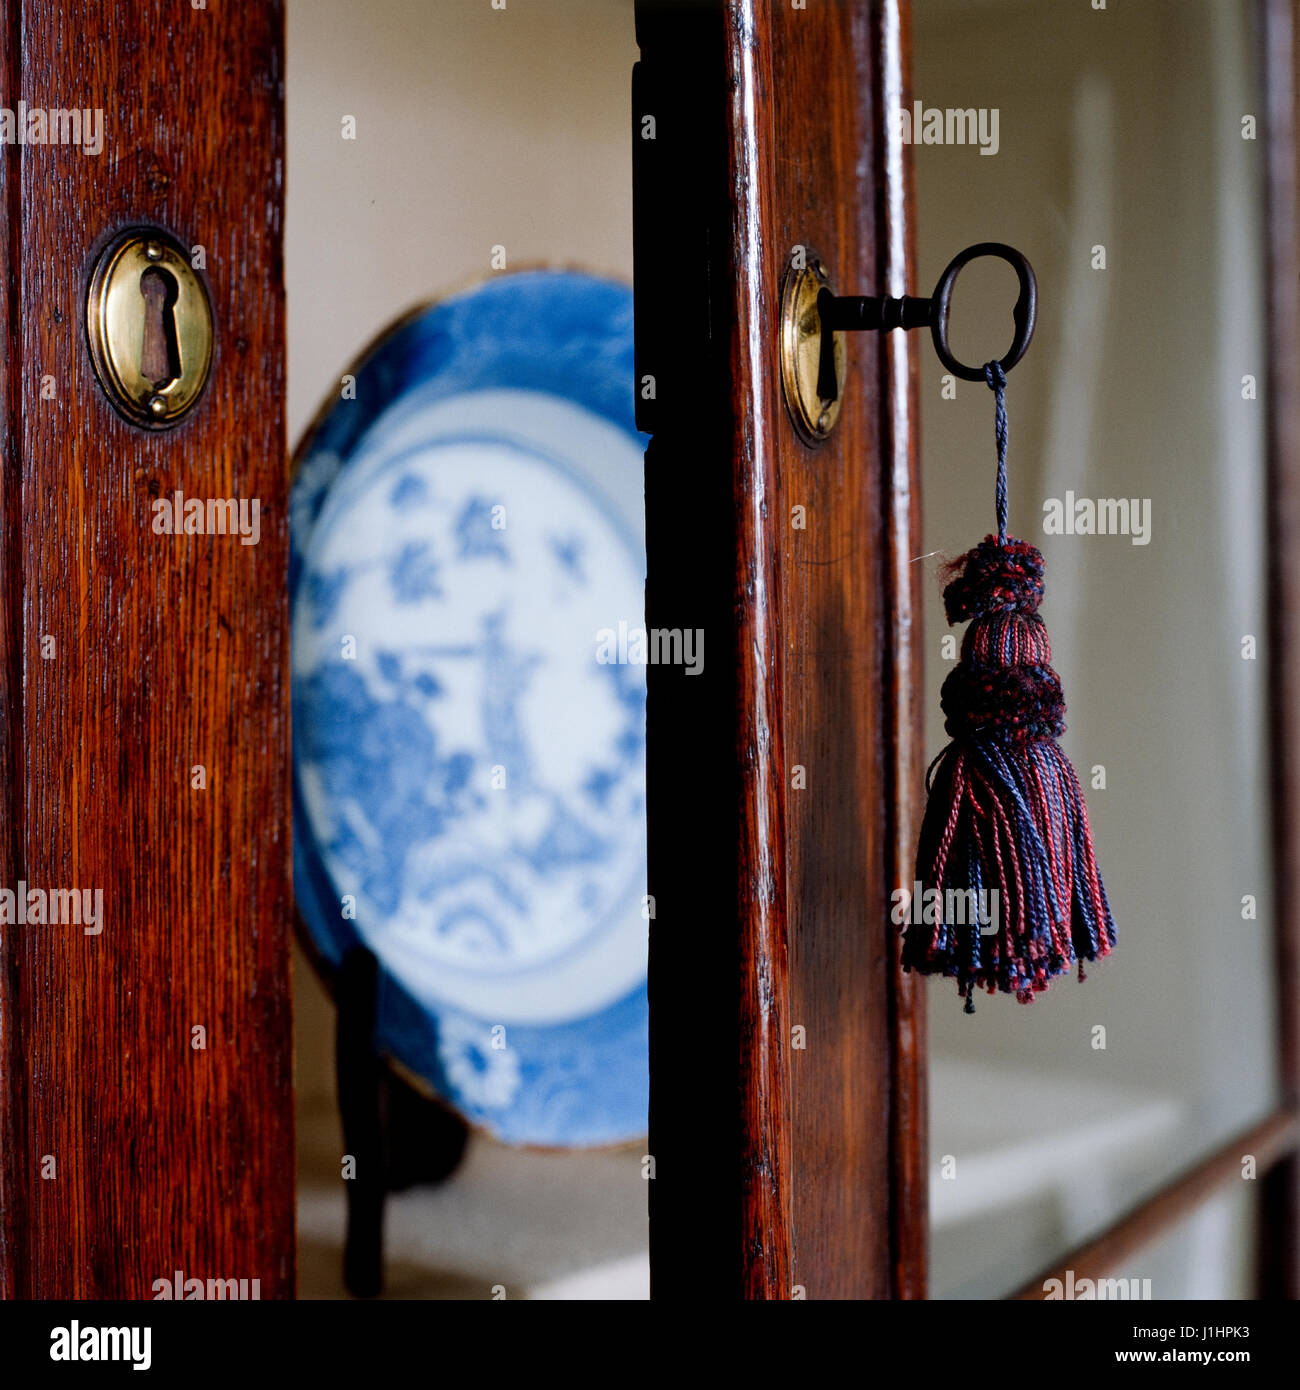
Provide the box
[638,0,923,1298]
[0,0,292,1298]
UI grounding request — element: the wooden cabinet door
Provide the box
[0,0,292,1297]
[636,0,925,1298]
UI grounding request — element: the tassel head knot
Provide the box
[942,535,1044,623]
[941,658,1066,742]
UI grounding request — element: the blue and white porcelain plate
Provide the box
[291,271,648,1147]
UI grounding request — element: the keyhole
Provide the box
[139,266,181,390]
[816,290,839,406]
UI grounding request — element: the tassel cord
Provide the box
[984,360,1009,545]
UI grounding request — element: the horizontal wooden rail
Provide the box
[1011,1108,1300,1299]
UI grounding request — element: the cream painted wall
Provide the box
[287,0,636,446]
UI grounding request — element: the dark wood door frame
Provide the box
[0,0,293,1298]
[636,0,925,1299]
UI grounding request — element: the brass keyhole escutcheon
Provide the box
[780,257,845,444]
[87,228,213,428]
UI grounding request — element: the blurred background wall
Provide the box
[287,0,645,1299]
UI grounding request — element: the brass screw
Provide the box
[147,394,169,419]
[145,240,164,262]
[816,407,831,432]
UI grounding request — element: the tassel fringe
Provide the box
[904,535,1116,1009]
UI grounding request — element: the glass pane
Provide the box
[914,0,1279,1298]
[1110,1185,1257,1301]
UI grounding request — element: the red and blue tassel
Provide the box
[903,363,1116,1010]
